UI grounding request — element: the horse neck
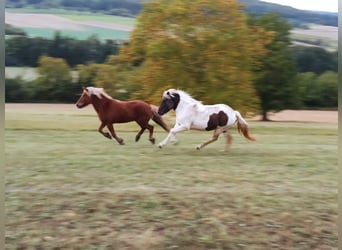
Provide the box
[90,95,113,115]
[176,94,203,115]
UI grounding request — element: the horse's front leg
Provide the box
[98,122,112,139]
[158,123,188,148]
[107,124,125,145]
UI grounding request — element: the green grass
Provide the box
[61,13,136,26]
[21,26,130,40]
[5,104,337,249]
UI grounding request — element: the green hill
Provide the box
[5,0,337,27]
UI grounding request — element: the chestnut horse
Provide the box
[76,86,170,145]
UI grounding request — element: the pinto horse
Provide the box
[157,89,255,150]
[76,87,170,145]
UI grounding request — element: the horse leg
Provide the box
[107,124,125,145]
[136,120,155,144]
[98,122,112,139]
[223,129,233,152]
[135,127,145,142]
[158,123,189,148]
[146,124,155,144]
[197,128,221,150]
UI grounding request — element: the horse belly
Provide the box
[190,117,210,130]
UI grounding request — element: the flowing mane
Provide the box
[164,89,204,110]
[86,87,113,100]
[176,90,202,105]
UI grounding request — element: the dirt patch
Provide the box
[79,20,133,31]
[291,25,338,40]
[252,110,337,123]
[6,104,338,123]
[5,12,85,30]
[5,12,133,31]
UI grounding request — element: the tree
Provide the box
[316,71,337,108]
[34,56,77,102]
[5,77,28,102]
[118,0,272,114]
[77,59,130,100]
[296,71,337,109]
[250,14,298,121]
[295,72,317,108]
[290,46,337,74]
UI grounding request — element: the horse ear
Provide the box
[167,91,174,98]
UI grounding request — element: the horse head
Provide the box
[76,86,107,108]
[76,87,92,108]
[158,89,180,115]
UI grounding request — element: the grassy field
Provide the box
[5,104,337,249]
[6,9,134,40]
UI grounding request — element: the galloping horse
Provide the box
[76,87,170,145]
[157,89,256,150]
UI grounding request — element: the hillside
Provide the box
[239,0,337,27]
[5,0,337,27]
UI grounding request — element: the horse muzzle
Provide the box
[76,103,83,108]
[158,109,166,115]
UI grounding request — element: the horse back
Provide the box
[106,99,152,123]
[188,104,237,130]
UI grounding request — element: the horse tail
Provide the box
[150,104,170,132]
[235,111,256,141]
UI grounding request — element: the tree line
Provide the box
[5,28,337,74]
[6,31,122,67]
[5,0,338,120]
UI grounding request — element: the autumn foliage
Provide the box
[119,0,273,114]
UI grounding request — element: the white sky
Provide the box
[260,0,338,13]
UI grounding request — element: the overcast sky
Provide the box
[260,0,338,13]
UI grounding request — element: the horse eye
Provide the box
[167,91,170,95]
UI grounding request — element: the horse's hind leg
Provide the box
[146,124,155,144]
[107,124,125,145]
[135,127,145,142]
[136,120,155,144]
[196,128,221,150]
[223,129,233,152]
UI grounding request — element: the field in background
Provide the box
[5,104,337,249]
[291,25,338,52]
[5,9,135,40]
[5,8,338,51]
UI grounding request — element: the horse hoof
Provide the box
[196,146,201,150]
[150,138,156,144]
[158,144,163,149]
[171,140,179,145]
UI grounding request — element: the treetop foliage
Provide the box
[119,0,274,114]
